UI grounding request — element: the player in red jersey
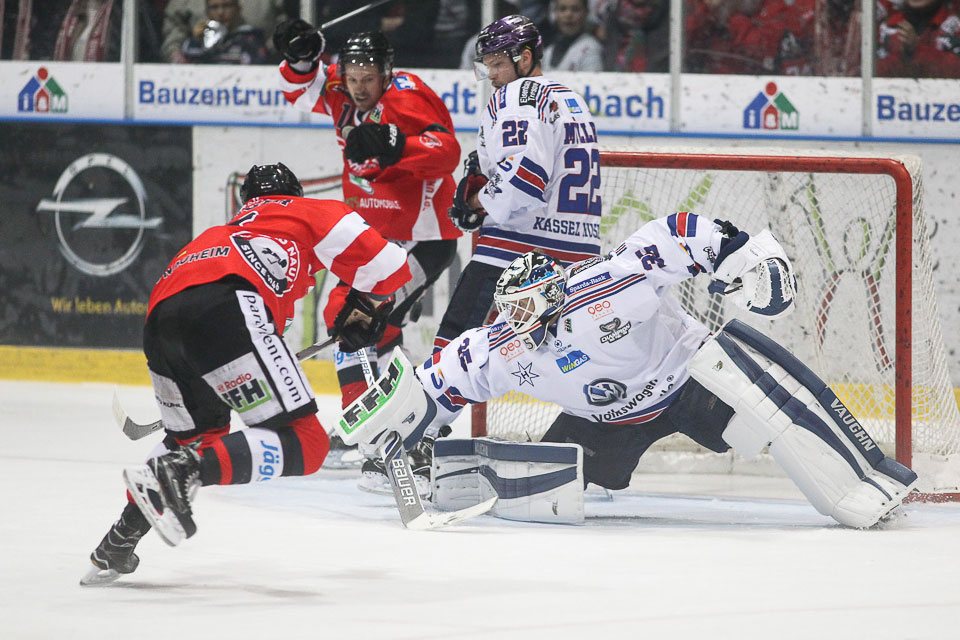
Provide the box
[274,23,463,417]
[80,164,411,586]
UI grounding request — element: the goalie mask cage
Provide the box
[472,147,960,500]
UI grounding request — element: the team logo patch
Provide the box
[420,131,441,148]
[519,80,540,107]
[392,75,415,91]
[231,231,300,295]
[564,97,582,114]
[556,349,590,374]
[510,361,540,387]
[369,104,384,123]
[599,317,631,344]
[583,378,627,406]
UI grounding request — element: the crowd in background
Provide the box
[1,0,959,77]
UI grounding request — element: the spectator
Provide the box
[543,0,602,71]
[751,0,815,75]
[459,0,516,70]
[181,0,269,64]
[684,0,773,74]
[162,0,286,62]
[5,0,160,61]
[433,0,481,69]
[813,0,860,76]
[377,0,440,67]
[600,0,669,72]
[877,0,960,77]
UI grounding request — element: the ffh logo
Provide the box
[35,153,162,277]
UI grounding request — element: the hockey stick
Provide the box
[314,0,398,34]
[355,347,496,530]
[114,337,338,440]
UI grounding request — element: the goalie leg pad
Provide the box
[432,438,584,525]
[687,319,918,528]
[337,347,437,449]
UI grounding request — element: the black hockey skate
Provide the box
[80,504,151,586]
[124,443,202,547]
[408,426,452,500]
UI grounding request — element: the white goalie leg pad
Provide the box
[432,438,584,525]
[688,319,918,528]
[337,346,437,450]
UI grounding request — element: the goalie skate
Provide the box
[357,456,430,498]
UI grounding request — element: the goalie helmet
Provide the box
[474,15,543,78]
[240,162,303,203]
[338,31,394,79]
[495,252,566,351]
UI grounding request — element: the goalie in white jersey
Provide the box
[343,212,918,528]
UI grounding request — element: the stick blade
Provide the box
[113,388,162,440]
[405,497,498,531]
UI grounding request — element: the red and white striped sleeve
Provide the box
[313,208,411,296]
[278,61,334,116]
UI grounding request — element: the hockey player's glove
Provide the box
[448,151,488,232]
[345,124,406,170]
[273,19,324,64]
[329,289,395,353]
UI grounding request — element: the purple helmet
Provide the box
[475,14,543,66]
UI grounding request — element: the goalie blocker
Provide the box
[688,319,918,528]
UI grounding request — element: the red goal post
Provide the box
[471,147,960,499]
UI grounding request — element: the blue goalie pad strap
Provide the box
[715,333,866,480]
[479,465,579,499]
[862,477,892,501]
[435,438,580,464]
[877,455,919,486]
[436,466,479,482]
[722,319,890,469]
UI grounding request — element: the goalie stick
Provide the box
[355,347,496,530]
[114,337,337,440]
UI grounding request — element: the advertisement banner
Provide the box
[0,124,193,347]
[0,62,124,120]
[872,78,960,139]
[680,75,862,137]
[133,63,302,124]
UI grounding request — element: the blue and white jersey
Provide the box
[416,213,727,427]
[474,75,602,268]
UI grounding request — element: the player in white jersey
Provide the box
[435,13,602,353]
[345,212,918,528]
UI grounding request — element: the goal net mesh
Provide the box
[480,147,960,492]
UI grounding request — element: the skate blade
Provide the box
[322,448,363,470]
[122,465,187,547]
[79,564,121,587]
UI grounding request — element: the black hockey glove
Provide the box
[273,19,324,64]
[328,289,395,353]
[345,123,406,168]
[448,151,488,232]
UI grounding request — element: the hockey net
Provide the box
[473,147,960,496]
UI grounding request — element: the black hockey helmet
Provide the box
[338,31,394,79]
[240,162,303,203]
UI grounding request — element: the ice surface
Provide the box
[2,380,960,639]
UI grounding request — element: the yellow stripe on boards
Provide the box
[0,346,341,395]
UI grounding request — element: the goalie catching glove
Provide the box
[329,289,395,353]
[448,151,487,232]
[345,124,406,176]
[710,226,797,318]
[273,19,324,65]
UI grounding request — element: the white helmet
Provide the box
[494,252,566,350]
